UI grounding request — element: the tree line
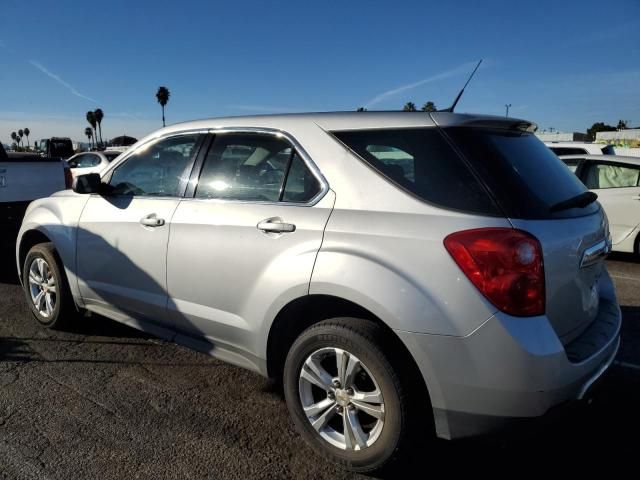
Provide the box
[357,101,437,112]
[9,128,31,150]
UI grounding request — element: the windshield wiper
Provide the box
[549,191,598,212]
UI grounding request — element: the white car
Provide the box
[560,154,640,254]
[67,151,121,179]
[545,141,615,156]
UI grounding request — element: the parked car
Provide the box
[0,143,71,245]
[16,112,621,472]
[559,154,640,255]
[544,141,615,156]
[67,150,122,179]
[37,137,75,160]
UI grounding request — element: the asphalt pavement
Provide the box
[1,248,639,479]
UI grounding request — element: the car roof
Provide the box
[558,154,640,165]
[144,111,534,137]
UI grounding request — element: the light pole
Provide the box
[505,104,511,117]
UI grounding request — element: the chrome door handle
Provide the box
[257,217,296,233]
[140,214,165,227]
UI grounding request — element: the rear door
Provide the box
[166,131,333,353]
[581,159,640,246]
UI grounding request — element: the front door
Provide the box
[76,133,203,325]
[582,159,640,245]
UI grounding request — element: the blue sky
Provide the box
[1,0,639,145]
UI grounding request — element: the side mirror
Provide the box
[73,173,102,194]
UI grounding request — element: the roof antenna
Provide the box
[439,59,483,113]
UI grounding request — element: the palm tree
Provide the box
[617,119,628,130]
[84,127,93,148]
[421,101,436,112]
[23,127,30,148]
[356,107,368,112]
[402,102,417,112]
[10,131,17,145]
[94,108,104,145]
[86,111,98,148]
[18,129,24,146]
[156,86,170,127]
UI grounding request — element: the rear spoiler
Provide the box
[430,112,537,133]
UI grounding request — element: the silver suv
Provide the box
[17,112,621,472]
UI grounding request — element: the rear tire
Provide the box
[23,242,75,329]
[283,318,417,473]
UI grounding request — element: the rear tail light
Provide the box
[64,167,73,189]
[444,228,545,316]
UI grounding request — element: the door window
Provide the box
[583,162,640,189]
[195,133,321,203]
[108,134,201,196]
[74,154,101,168]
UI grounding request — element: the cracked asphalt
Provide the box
[1,248,639,479]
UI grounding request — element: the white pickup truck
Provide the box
[0,143,71,245]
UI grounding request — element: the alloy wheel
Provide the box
[298,347,385,451]
[28,257,57,318]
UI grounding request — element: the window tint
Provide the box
[448,128,598,219]
[549,147,588,156]
[282,153,321,202]
[196,133,292,201]
[584,162,640,189]
[332,128,499,215]
[108,134,200,196]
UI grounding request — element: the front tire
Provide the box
[23,243,75,329]
[283,318,412,473]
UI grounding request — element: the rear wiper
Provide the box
[549,191,598,212]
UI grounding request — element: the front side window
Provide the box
[583,162,640,189]
[195,133,321,203]
[108,134,200,196]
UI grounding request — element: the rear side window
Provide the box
[549,147,588,156]
[332,128,500,215]
[447,128,598,219]
[583,162,640,189]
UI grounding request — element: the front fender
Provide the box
[17,193,89,304]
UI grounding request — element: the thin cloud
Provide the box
[29,60,98,103]
[364,61,480,108]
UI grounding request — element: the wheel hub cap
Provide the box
[27,257,57,318]
[298,347,385,451]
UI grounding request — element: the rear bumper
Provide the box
[395,297,621,440]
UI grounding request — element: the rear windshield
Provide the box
[50,140,74,157]
[446,128,599,219]
[332,128,500,215]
